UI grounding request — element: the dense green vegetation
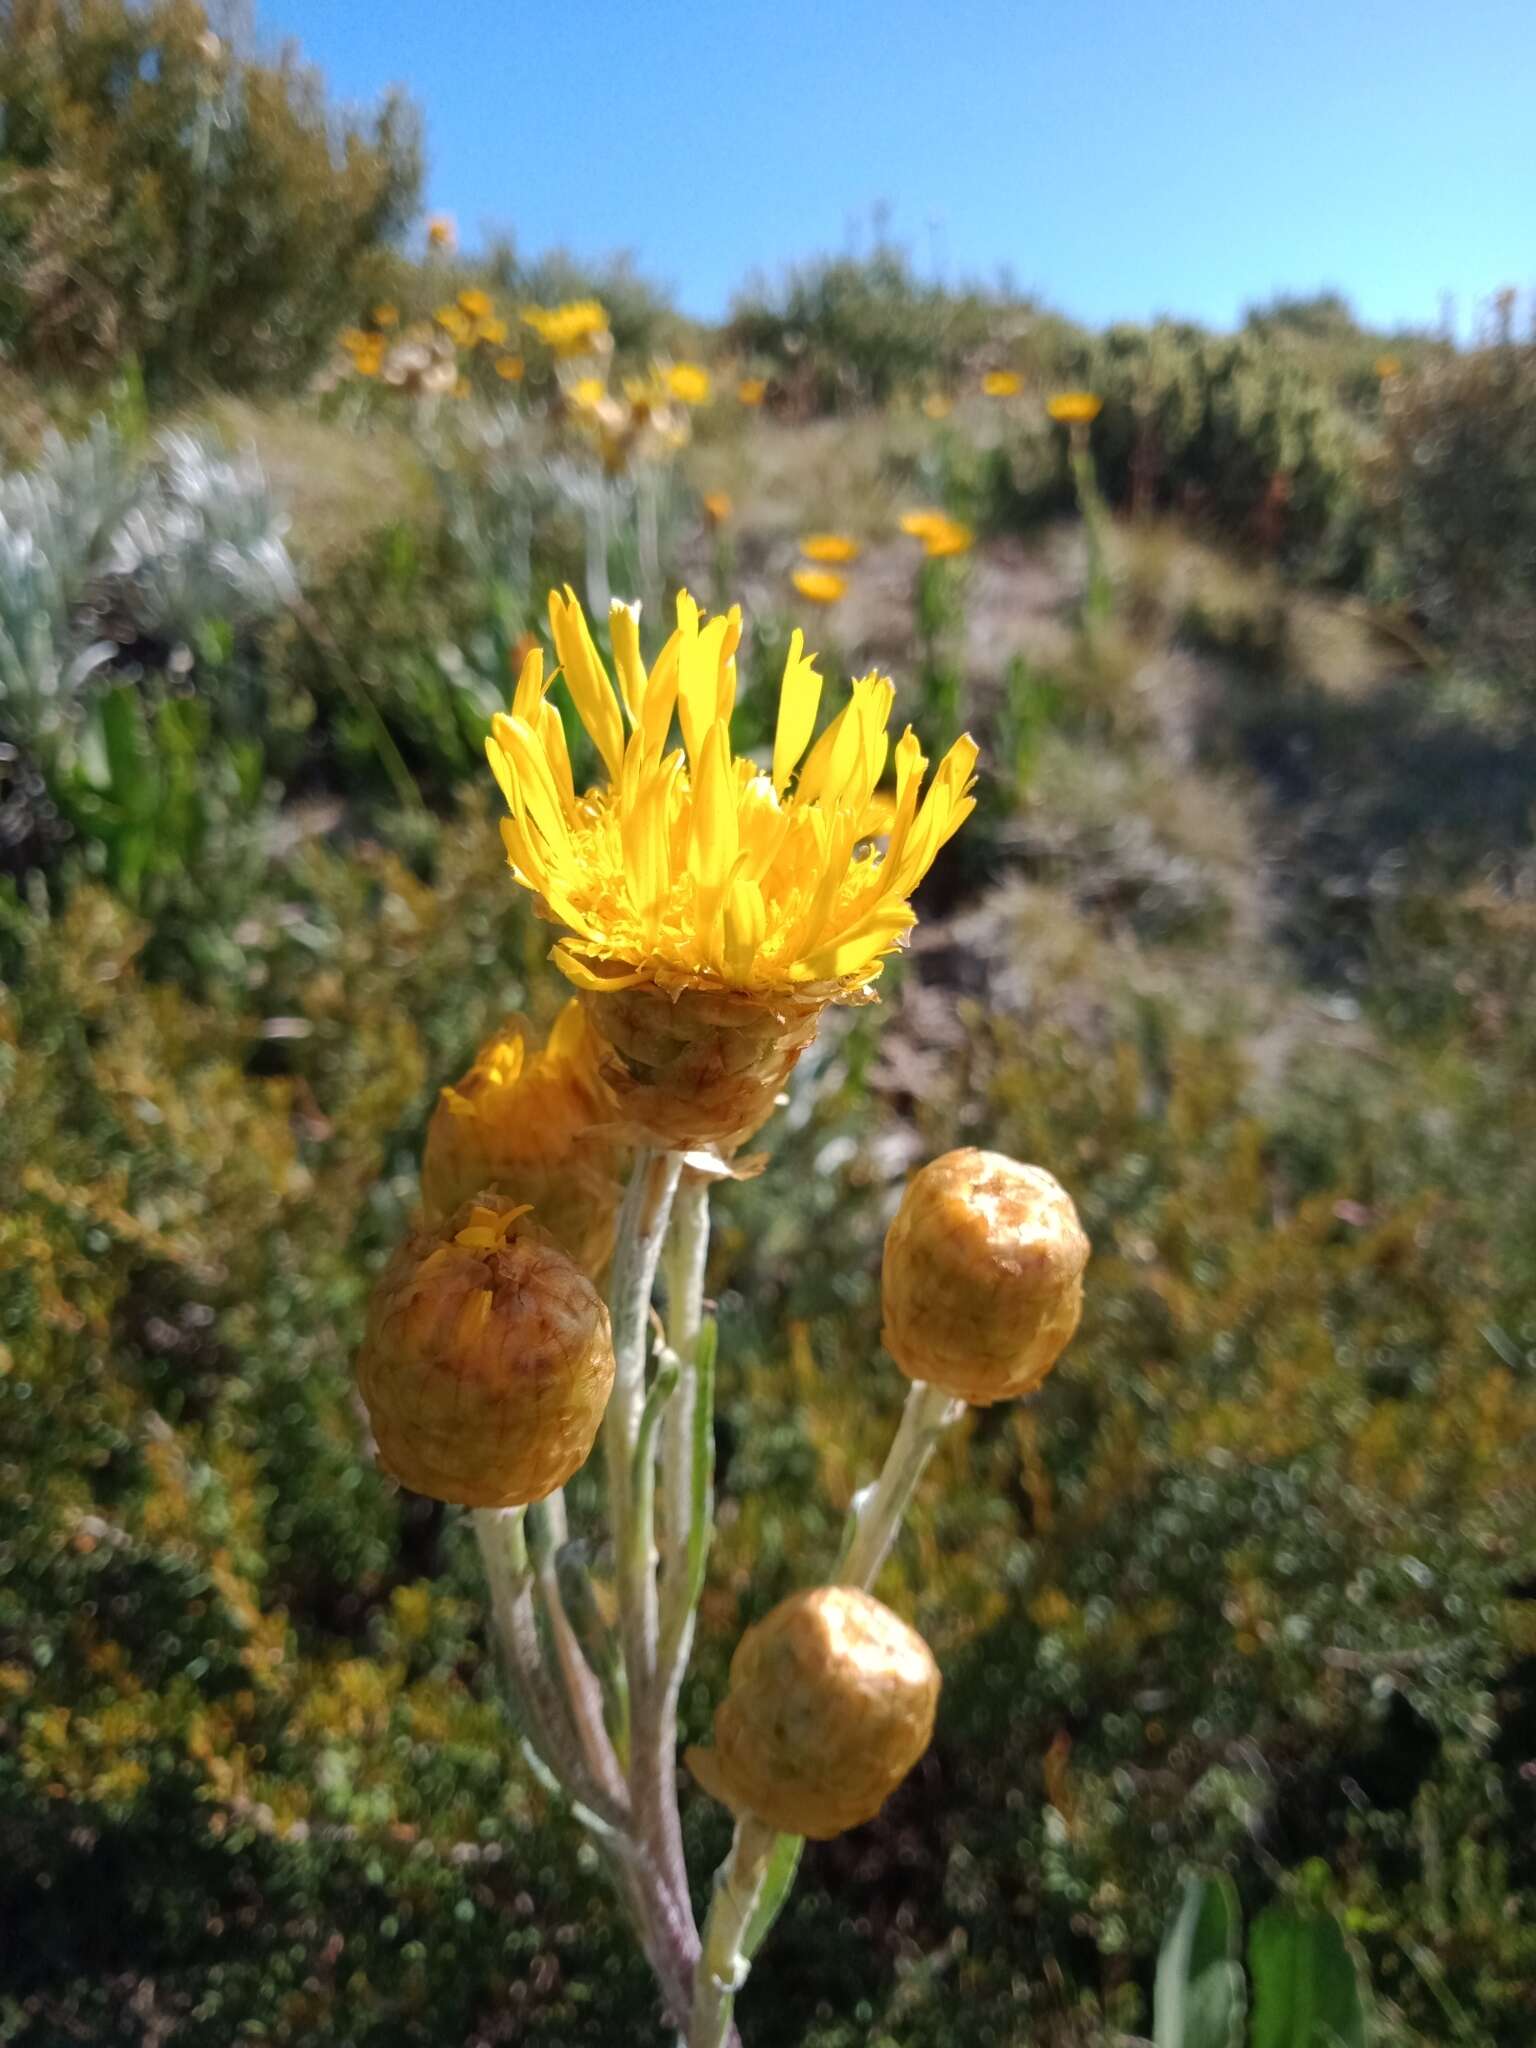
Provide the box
[3,6,1536,2043]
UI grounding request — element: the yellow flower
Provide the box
[899,509,950,542]
[665,361,713,405]
[799,533,861,565]
[1046,390,1103,425]
[1374,355,1403,380]
[475,315,510,346]
[922,516,973,560]
[457,287,493,319]
[737,376,767,406]
[522,299,612,357]
[427,214,456,250]
[338,327,372,356]
[982,370,1022,398]
[922,392,954,420]
[494,352,525,381]
[703,490,733,526]
[372,303,400,329]
[484,591,976,1147]
[434,304,476,348]
[568,374,610,412]
[420,1003,625,1274]
[791,567,848,604]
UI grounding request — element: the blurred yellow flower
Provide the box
[427,214,456,250]
[925,517,974,559]
[1374,355,1403,380]
[338,327,372,356]
[922,393,954,420]
[982,370,1022,398]
[522,299,612,356]
[703,490,733,525]
[1046,390,1103,425]
[434,304,476,347]
[799,534,861,564]
[494,353,525,381]
[791,567,848,604]
[737,376,767,407]
[665,362,713,405]
[899,510,949,542]
[457,287,493,319]
[475,316,510,346]
[484,587,978,995]
[372,303,400,329]
[568,374,609,411]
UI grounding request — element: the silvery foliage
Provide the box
[0,422,298,744]
[106,430,299,638]
[0,423,138,734]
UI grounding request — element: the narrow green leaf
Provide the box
[1249,1904,1372,2048]
[1154,1873,1245,2048]
[740,1830,804,1963]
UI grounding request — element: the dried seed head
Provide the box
[686,1585,940,1840]
[882,1149,1088,1405]
[582,978,828,1153]
[356,1195,614,1508]
[420,1003,624,1273]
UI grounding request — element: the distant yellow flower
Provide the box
[457,287,493,319]
[791,567,848,604]
[487,588,976,999]
[427,215,456,251]
[475,316,509,346]
[982,370,1022,398]
[339,327,372,355]
[494,353,525,381]
[737,377,767,407]
[372,303,400,329]
[899,510,950,542]
[1046,390,1103,425]
[665,362,713,405]
[434,304,477,348]
[703,490,733,526]
[522,299,612,357]
[922,517,974,559]
[1374,355,1403,380]
[799,533,861,565]
[922,393,953,420]
[568,374,609,411]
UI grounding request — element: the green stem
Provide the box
[688,1816,778,2048]
[836,1380,965,1590]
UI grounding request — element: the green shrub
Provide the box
[0,0,421,394]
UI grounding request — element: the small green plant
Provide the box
[1155,1873,1373,2048]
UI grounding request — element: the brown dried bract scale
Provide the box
[882,1148,1088,1405]
[686,1585,940,1840]
[581,978,833,1153]
[356,1195,614,1509]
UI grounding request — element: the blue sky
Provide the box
[259,0,1532,335]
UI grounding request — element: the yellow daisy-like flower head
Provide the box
[703,490,733,526]
[427,214,456,251]
[737,376,767,407]
[485,590,978,1147]
[799,533,861,565]
[494,353,526,382]
[421,1001,625,1274]
[1374,354,1403,381]
[522,298,612,357]
[982,370,1022,398]
[435,303,477,348]
[1046,390,1103,425]
[923,516,974,560]
[665,361,713,405]
[475,315,510,346]
[791,567,848,605]
[372,303,400,329]
[457,287,493,319]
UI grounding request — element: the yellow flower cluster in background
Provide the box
[899,508,973,559]
[521,298,612,357]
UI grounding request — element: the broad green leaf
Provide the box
[1249,1904,1372,2048]
[1154,1873,1245,2048]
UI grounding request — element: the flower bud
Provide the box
[881,1149,1088,1405]
[686,1586,939,1840]
[420,1002,624,1273]
[580,978,827,1154]
[356,1196,614,1508]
